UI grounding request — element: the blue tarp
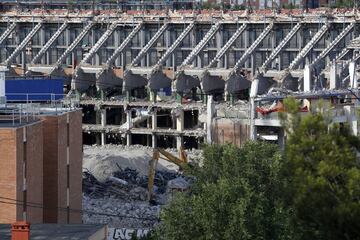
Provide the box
[5,78,64,101]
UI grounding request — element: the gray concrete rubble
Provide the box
[82,144,200,228]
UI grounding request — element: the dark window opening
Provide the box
[157,135,175,149]
[132,134,151,147]
[157,109,173,129]
[106,107,124,125]
[184,110,199,129]
[83,132,98,145]
[81,105,96,124]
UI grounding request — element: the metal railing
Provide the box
[0,93,80,126]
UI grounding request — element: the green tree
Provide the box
[280,98,360,240]
[157,142,293,240]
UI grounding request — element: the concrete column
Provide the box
[100,109,106,145]
[176,109,184,132]
[101,132,106,146]
[303,64,312,92]
[65,28,71,65]
[126,110,132,130]
[216,27,223,68]
[126,133,132,146]
[249,79,259,140]
[244,29,250,69]
[349,61,357,88]
[152,109,157,130]
[140,28,145,67]
[151,134,157,148]
[101,109,106,127]
[21,51,26,74]
[271,30,276,69]
[114,29,120,66]
[250,55,255,76]
[40,27,45,64]
[329,62,338,89]
[165,28,171,67]
[176,135,183,150]
[206,95,215,144]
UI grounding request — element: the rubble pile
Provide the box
[82,144,202,228]
[83,194,161,228]
[83,167,179,201]
[82,167,183,228]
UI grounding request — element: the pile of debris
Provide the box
[83,167,180,202]
[82,167,191,228]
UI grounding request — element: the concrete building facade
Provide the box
[0,8,359,148]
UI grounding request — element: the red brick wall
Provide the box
[24,122,43,223]
[0,121,43,224]
[57,114,68,224]
[68,110,83,223]
[0,128,19,223]
[41,116,60,223]
[41,109,83,224]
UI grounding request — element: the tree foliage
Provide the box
[280,97,360,240]
[157,142,293,240]
[154,98,360,240]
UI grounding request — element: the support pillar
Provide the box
[101,132,106,146]
[100,109,106,145]
[176,135,183,150]
[349,61,357,88]
[249,79,259,140]
[303,64,312,92]
[152,134,157,148]
[206,95,215,144]
[152,109,157,130]
[330,61,338,89]
[126,133,132,146]
[176,109,184,132]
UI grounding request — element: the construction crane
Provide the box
[148,147,188,202]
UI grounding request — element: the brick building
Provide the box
[0,107,83,224]
[0,120,43,224]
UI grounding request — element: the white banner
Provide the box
[108,228,150,240]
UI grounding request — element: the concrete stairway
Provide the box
[156,22,194,67]
[312,22,355,66]
[0,22,16,46]
[31,21,68,64]
[181,22,221,67]
[131,23,169,67]
[289,23,329,70]
[105,22,143,67]
[233,22,274,72]
[55,21,94,67]
[261,22,302,70]
[80,21,118,65]
[208,23,247,68]
[4,22,42,66]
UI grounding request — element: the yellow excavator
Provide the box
[148,146,188,202]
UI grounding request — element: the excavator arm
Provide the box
[147,147,188,202]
